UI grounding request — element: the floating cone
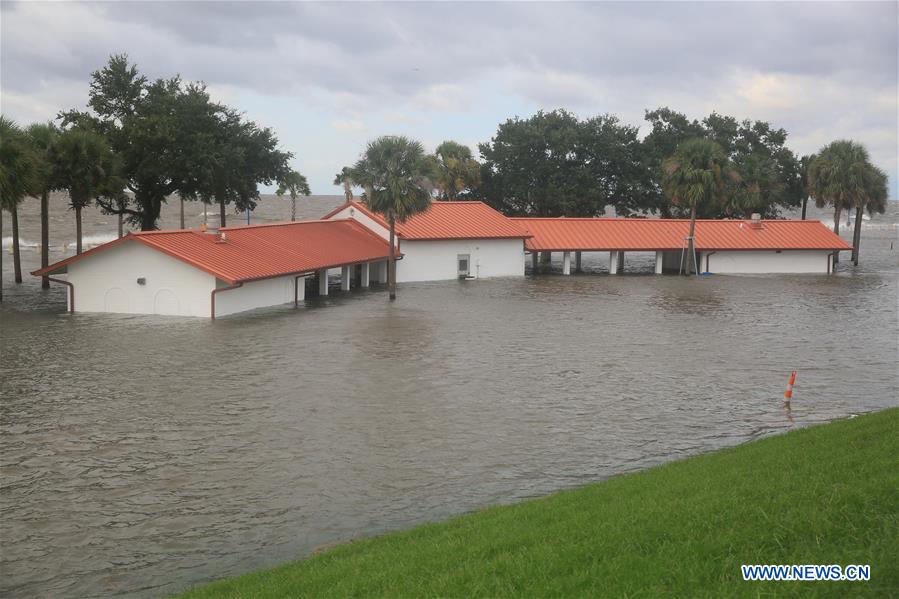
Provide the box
[784,370,797,399]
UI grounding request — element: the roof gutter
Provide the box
[47,276,74,313]
[211,282,243,320]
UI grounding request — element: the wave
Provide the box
[2,233,119,251]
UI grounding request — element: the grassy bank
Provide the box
[180,409,898,597]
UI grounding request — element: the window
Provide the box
[457,254,470,277]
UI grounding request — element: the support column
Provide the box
[318,269,329,295]
[609,251,619,275]
[341,265,351,291]
[380,261,389,284]
[562,251,571,275]
[575,251,582,273]
[531,252,539,274]
[361,262,370,288]
[655,251,663,274]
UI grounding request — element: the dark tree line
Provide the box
[477,107,809,219]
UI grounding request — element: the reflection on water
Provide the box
[1,198,898,597]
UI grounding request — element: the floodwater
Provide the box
[1,196,897,597]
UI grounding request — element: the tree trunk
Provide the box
[76,206,83,255]
[118,213,123,238]
[388,216,397,301]
[180,196,185,229]
[11,203,22,283]
[801,196,808,220]
[832,204,842,264]
[686,202,698,275]
[851,204,863,265]
[41,190,50,289]
[219,195,226,228]
[291,197,297,221]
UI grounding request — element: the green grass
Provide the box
[179,409,898,598]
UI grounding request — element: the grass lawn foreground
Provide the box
[179,408,898,597]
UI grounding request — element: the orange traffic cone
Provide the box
[784,371,797,399]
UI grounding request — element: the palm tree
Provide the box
[849,164,888,265]
[49,129,116,254]
[26,122,60,288]
[333,167,355,202]
[353,136,432,300]
[807,140,872,264]
[0,116,40,298]
[276,170,311,221]
[662,138,734,275]
[433,140,481,200]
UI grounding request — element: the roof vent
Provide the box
[748,213,763,229]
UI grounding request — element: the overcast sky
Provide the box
[2,1,897,198]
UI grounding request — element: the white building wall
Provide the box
[703,250,831,274]
[66,241,215,317]
[214,275,304,317]
[396,239,525,282]
[326,205,390,241]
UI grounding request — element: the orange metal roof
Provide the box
[33,219,395,285]
[513,218,853,252]
[323,200,530,240]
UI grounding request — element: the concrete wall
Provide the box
[396,239,525,282]
[67,241,215,317]
[703,250,832,274]
[214,275,304,317]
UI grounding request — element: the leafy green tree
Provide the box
[662,138,736,275]
[276,170,311,221]
[352,136,432,300]
[480,110,653,218]
[25,122,61,288]
[49,128,121,254]
[0,116,41,293]
[433,141,481,200]
[334,167,355,202]
[644,108,802,218]
[479,110,590,217]
[62,54,290,230]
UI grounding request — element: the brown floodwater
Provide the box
[1,196,897,597]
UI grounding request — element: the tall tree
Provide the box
[352,136,432,301]
[334,167,355,202]
[849,164,888,265]
[49,129,120,254]
[62,54,291,230]
[806,140,875,264]
[25,122,61,288]
[276,170,311,221]
[662,138,735,275]
[433,141,481,200]
[644,108,802,218]
[479,110,591,217]
[0,116,40,297]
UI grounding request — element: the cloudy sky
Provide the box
[2,1,897,197]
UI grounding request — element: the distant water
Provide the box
[1,196,897,597]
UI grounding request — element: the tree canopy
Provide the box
[643,108,803,218]
[61,54,292,230]
[433,141,481,200]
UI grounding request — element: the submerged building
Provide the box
[34,201,852,318]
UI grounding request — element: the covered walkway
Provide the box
[513,217,853,275]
